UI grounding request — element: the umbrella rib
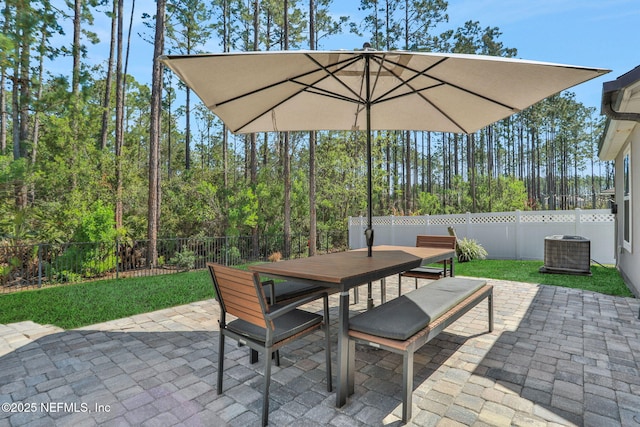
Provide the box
[376,85,471,133]
[227,55,365,132]
[234,54,370,133]
[304,53,367,104]
[215,54,361,109]
[368,55,446,104]
[367,55,470,133]
[229,88,309,133]
[374,55,521,112]
[368,55,522,133]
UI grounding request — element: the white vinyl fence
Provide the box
[349,209,616,265]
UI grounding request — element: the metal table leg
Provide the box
[336,289,350,407]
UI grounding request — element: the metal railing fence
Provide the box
[0,231,347,293]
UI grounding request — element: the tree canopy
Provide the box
[0,0,613,251]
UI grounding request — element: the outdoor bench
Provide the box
[347,276,493,423]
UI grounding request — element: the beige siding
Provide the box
[615,125,640,297]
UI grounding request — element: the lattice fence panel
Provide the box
[580,212,615,222]
[470,215,516,224]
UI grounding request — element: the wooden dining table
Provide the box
[249,245,456,407]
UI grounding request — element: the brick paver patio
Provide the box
[1,277,639,426]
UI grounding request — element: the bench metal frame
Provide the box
[347,284,493,423]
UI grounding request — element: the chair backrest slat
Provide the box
[416,235,456,249]
[208,263,267,328]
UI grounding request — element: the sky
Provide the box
[54,0,640,114]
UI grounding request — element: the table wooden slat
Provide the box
[250,246,454,289]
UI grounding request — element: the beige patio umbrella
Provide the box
[161,48,609,256]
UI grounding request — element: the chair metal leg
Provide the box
[380,278,386,304]
[488,292,494,332]
[217,333,225,394]
[398,274,402,297]
[262,349,272,427]
[323,294,333,392]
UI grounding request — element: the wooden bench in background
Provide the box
[398,235,457,295]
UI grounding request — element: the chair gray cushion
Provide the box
[349,277,486,340]
[264,280,325,304]
[228,309,322,343]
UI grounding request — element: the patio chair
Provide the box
[398,235,456,295]
[247,279,329,365]
[207,263,332,426]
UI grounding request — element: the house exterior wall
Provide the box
[614,125,640,297]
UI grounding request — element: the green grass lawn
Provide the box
[455,259,633,298]
[0,271,214,330]
[0,259,633,330]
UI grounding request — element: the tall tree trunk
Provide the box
[249,0,258,184]
[283,0,291,258]
[441,133,447,207]
[166,76,172,179]
[250,0,259,257]
[16,6,30,209]
[11,49,24,209]
[0,8,8,154]
[386,140,391,208]
[427,132,432,193]
[100,0,117,152]
[148,0,165,267]
[0,74,5,154]
[70,0,81,190]
[404,130,411,213]
[31,23,47,167]
[72,0,81,104]
[454,133,459,177]
[185,87,191,169]
[470,134,476,212]
[114,0,124,229]
[262,133,268,166]
[122,0,136,163]
[221,0,229,195]
[487,126,493,211]
[413,132,418,208]
[308,0,317,256]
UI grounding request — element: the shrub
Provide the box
[173,249,196,271]
[51,201,118,280]
[456,238,488,263]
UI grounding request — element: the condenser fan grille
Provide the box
[539,235,591,276]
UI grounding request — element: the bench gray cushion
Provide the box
[349,277,486,340]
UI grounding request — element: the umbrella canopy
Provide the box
[161,49,609,255]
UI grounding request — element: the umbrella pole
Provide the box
[365,51,374,258]
[365,51,375,309]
